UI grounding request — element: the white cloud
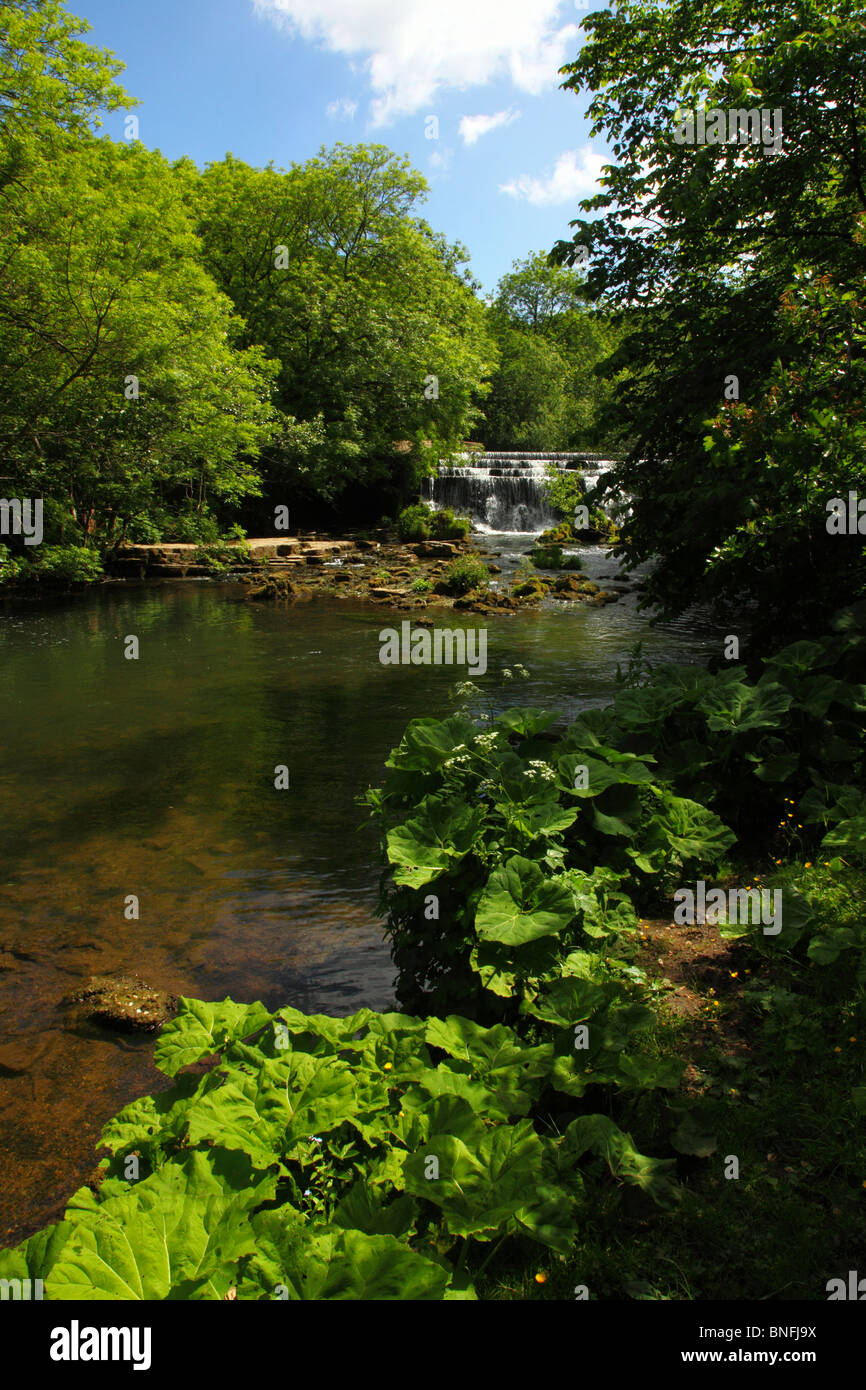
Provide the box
[459,108,520,145]
[253,0,579,125]
[500,147,606,204]
[325,96,358,120]
[428,146,454,179]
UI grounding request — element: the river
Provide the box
[0,537,722,1246]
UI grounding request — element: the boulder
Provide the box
[65,974,177,1033]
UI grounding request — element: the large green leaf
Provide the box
[404,1114,572,1245]
[475,856,574,945]
[648,793,736,865]
[241,1213,450,1300]
[561,1115,679,1208]
[699,680,793,734]
[494,708,561,738]
[47,1154,267,1300]
[385,716,479,773]
[386,793,484,888]
[154,997,272,1077]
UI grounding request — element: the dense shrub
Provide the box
[397,504,433,541]
[436,554,489,596]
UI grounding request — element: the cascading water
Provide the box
[423,452,618,533]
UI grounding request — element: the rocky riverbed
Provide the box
[109,532,629,615]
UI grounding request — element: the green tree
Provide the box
[194,145,497,515]
[0,0,131,187]
[552,0,866,640]
[483,252,623,451]
[0,136,278,556]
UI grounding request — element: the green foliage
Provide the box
[435,554,489,596]
[0,996,674,1299]
[367,699,734,1021]
[29,545,104,583]
[430,508,470,541]
[541,469,617,542]
[398,504,433,541]
[397,503,470,543]
[528,544,583,571]
[194,147,498,511]
[482,252,623,451]
[193,541,254,573]
[552,0,866,641]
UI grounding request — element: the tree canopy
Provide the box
[551,0,866,640]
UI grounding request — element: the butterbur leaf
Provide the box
[469,942,518,996]
[332,1183,418,1239]
[387,793,484,888]
[424,1015,550,1078]
[47,1155,266,1300]
[520,976,607,1026]
[386,716,478,773]
[699,680,792,733]
[154,997,272,1076]
[561,1114,679,1208]
[615,1054,684,1090]
[475,856,574,945]
[0,1220,72,1289]
[650,793,736,865]
[494,708,561,738]
[403,1118,562,1242]
[243,1215,450,1300]
[807,928,855,964]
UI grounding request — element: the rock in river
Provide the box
[65,974,177,1033]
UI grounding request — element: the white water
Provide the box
[424,452,619,533]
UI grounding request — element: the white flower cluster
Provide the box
[473,732,500,752]
[453,681,481,700]
[526,760,556,783]
[444,743,472,769]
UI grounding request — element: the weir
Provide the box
[422,452,619,533]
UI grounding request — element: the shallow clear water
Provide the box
[0,545,722,1243]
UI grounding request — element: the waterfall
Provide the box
[423,452,618,533]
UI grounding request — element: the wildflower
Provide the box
[850,1037,857,1043]
[834,1047,842,1053]
[526,760,555,783]
[730,971,738,979]
[535,1272,547,1284]
[384,1062,393,1071]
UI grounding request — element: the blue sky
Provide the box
[77,0,608,294]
